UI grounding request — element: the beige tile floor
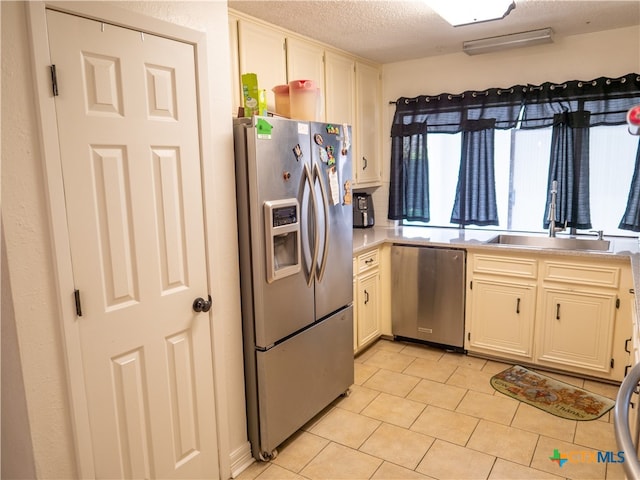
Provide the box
[237,339,626,480]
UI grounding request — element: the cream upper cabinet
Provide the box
[286,37,326,121]
[237,19,287,112]
[228,14,241,117]
[355,61,382,187]
[231,12,383,187]
[324,51,355,127]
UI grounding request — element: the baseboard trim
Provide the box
[229,442,254,479]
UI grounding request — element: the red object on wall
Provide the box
[628,105,640,135]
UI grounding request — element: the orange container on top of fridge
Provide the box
[288,80,318,121]
[272,84,290,118]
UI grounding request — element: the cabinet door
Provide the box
[537,287,617,374]
[353,267,358,353]
[324,51,355,126]
[237,20,286,112]
[357,270,381,348]
[468,278,536,359]
[286,37,325,120]
[355,62,382,186]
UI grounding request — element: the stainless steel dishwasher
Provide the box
[391,245,466,350]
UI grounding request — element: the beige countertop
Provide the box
[354,226,639,257]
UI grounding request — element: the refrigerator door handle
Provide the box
[303,163,319,287]
[312,162,330,282]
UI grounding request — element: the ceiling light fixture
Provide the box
[463,28,554,55]
[426,0,515,27]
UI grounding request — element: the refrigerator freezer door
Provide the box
[309,122,353,321]
[242,116,316,348]
[253,306,354,458]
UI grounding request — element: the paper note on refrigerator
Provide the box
[329,167,340,206]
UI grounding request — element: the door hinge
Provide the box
[470,281,473,290]
[616,298,620,309]
[467,332,471,341]
[74,289,83,317]
[611,358,615,369]
[50,65,59,97]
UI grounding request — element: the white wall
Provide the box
[376,25,640,227]
[1,1,248,479]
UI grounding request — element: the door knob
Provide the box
[193,295,212,313]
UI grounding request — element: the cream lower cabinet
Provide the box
[466,250,633,381]
[468,278,537,360]
[354,248,382,353]
[357,271,381,347]
[537,288,616,375]
[466,253,538,362]
[535,259,629,380]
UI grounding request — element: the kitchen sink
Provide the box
[486,234,611,251]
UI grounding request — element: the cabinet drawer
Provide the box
[542,261,620,288]
[472,254,537,279]
[357,249,379,273]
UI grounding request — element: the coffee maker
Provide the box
[353,192,375,228]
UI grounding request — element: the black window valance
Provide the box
[392,86,525,134]
[392,73,640,132]
[520,73,640,129]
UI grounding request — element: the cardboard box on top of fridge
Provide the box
[242,73,267,117]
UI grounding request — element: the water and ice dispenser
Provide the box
[264,199,301,283]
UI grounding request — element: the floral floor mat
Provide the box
[490,365,615,421]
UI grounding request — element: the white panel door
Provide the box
[46,10,218,479]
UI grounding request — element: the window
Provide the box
[406,124,637,236]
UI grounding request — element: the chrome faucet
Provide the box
[589,229,604,240]
[548,180,566,237]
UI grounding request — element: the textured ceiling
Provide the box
[228,0,640,63]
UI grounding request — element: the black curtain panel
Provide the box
[543,111,592,230]
[388,117,430,221]
[619,139,640,232]
[451,119,499,226]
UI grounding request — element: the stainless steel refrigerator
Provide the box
[233,116,354,461]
